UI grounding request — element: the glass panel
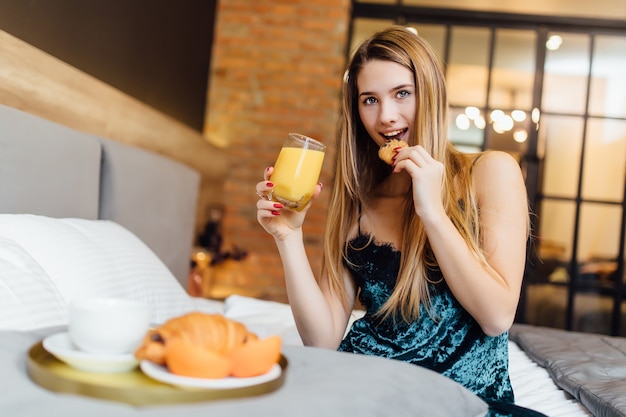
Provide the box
[578,203,621,262]
[350,18,395,56]
[572,293,619,334]
[447,27,490,107]
[482,29,536,158]
[406,23,447,64]
[623,220,626,284]
[449,105,485,150]
[582,118,626,202]
[398,0,622,20]
[538,199,576,266]
[589,35,626,119]
[538,116,584,198]
[489,29,536,111]
[485,114,529,159]
[524,283,568,328]
[542,33,591,115]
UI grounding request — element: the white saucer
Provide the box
[140,361,281,389]
[42,332,139,373]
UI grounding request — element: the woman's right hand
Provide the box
[255,167,322,241]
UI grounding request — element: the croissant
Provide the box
[135,312,258,366]
[135,312,281,379]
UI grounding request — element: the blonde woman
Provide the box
[257,26,541,416]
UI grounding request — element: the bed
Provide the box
[0,103,624,417]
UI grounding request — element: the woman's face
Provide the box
[356,59,416,148]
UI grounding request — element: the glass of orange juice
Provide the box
[270,133,326,211]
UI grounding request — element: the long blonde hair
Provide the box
[323,26,488,322]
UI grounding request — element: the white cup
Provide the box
[68,298,151,355]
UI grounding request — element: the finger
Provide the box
[395,146,427,169]
[414,145,438,165]
[264,166,274,181]
[257,199,283,216]
[311,182,323,199]
[255,181,275,200]
[392,158,407,174]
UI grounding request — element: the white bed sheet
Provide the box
[195,295,593,417]
[508,339,591,417]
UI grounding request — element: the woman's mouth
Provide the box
[381,128,408,141]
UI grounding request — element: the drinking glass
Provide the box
[270,133,326,211]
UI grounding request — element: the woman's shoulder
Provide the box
[471,149,519,167]
[470,150,525,194]
[471,150,521,177]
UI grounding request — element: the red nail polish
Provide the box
[393,147,402,151]
[266,166,271,171]
[273,203,283,209]
[271,210,281,216]
[266,182,274,187]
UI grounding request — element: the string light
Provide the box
[474,116,486,129]
[511,110,527,122]
[454,106,530,143]
[513,129,528,143]
[465,106,480,120]
[456,113,470,130]
[546,35,563,51]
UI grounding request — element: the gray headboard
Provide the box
[0,104,200,287]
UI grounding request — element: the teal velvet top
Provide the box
[338,234,546,417]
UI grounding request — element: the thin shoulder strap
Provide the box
[470,152,485,174]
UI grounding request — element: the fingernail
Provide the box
[318,182,323,189]
[393,147,403,151]
[271,211,281,216]
[266,182,274,187]
[273,203,283,209]
[266,166,271,171]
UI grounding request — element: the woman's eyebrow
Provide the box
[359,84,414,97]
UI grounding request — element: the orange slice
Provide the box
[165,338,231,379]
[228,335,282,378]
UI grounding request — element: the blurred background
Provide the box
[1,0,625,336]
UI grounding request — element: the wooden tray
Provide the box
[27,340,287,406]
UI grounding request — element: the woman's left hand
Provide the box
[392,145,445,220]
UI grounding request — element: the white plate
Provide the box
[42,332,139,373]
[140,360,281,389]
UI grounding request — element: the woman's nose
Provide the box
[379,100,398,124]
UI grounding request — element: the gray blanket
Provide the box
[509,324,626,417]
[0,327,487,417]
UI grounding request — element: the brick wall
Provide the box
[203,0,351,302]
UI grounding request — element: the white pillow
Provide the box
[223,295,367,346]
[223,295,302,345]
[0,236,67,330]
[0,214,196,326]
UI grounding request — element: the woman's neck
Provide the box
[374,171,412,198]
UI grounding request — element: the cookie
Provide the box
[378,139,408,165]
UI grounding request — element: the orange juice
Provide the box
[271,146,325,210]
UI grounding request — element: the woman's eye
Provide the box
[363,97,377,105]
[397,90,410,99]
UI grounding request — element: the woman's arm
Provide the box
[395,148,528,336]
[274,231,356,348]
[256,170,355,348]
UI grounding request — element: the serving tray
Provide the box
[27,340,287,406]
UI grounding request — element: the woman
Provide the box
[256,26,542,416]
